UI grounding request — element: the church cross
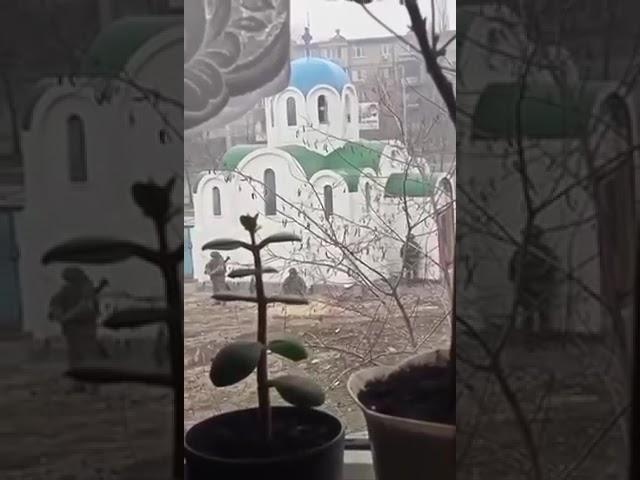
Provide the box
[302,26,313,58]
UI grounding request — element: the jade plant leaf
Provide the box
[268,337,308,362]
[42,238,142,264]
[258,232,301,248]
[102,308,174,329]
[267,295,309,305]
[213,292,259,303]
[228,267,277,278]
[210,341,264,387]
[202,238,250,251]
[269,375,325,407]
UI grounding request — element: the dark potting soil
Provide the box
[192,408,340,460]
[358,363,455,424]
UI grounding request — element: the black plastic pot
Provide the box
[184,406,345,480]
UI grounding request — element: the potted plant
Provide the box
[342,0,456,477]
[184,214,345,480]
[347,348,455,480]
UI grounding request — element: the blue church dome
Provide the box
[289,57,350,96]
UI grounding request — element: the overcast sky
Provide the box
[290,0,455,43]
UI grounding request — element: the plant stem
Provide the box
[156,219,183,479]
[448,277,456,416]
[251,230,272,443]
[630,235,639,479]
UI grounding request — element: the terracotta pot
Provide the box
[347,349,455,480]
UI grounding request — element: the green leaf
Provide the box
[267,295,309,305]
[202,238,250,251]
[102,308,174,330]
[213,294,309,305]
[228,267,277,278]
[258,232,301,249]
[213,293,259,303]
[42,238,142,264]
[268,337,308,361]
[210,341,264,387]
[240,214,259,233]
[269,375,325,407]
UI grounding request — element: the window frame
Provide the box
[345,94,353,124]
[212,186,222,217]
[354,45,365,58]
[264,168,277,216]
[323,184,334,220]
[67,114,88,183]
[286,96,297,127]
[318,95,329,125]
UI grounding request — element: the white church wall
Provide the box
[378,195,436,281]
[307,85,343,141]
[459,140,604,334]
[455,6,634,335]
[271,87,307,146]
[302,171,355,286]
[341,85,360,140]
[193,149,311,284]
[378,143,415,178]
[16,28,182,339]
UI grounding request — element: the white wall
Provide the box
[192,146,445,288]
[16,28,182,339]
[270,88,307,146]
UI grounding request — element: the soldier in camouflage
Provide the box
[508,225,560,337]
[400,233,422,282]
[49,268,107,391]
[282,268,307,296]
[204,251,230,299]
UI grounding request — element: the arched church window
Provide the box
[364,182,371,212]
[345,94,352,123]
[67,115,87,182]
[269,99,275,127]
[323,185,334,220]
[286,97,297,126]
[318,95,329,124]
[212,186,221,216]
[264,169,277,216]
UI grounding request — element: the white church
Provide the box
[191,57,455,287]
[458,4,639,339]
[14,16,183,338]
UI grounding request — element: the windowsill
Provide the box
[344,449,375,480]
[184,451,375,480]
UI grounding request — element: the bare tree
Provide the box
[455,2,640,479]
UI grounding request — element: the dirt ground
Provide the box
[0,280,448,479]
[184,280,450,434]
[0,337,173,480]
